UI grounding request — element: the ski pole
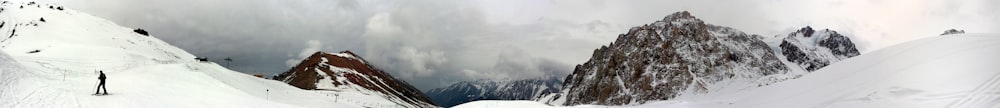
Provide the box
[92,80,99,94]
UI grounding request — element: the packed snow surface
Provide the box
[457,34,1000,108]
[0,2,398,108]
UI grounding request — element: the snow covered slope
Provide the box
[0,2,393,108]
[456,34,1000,108]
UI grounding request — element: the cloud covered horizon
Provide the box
[55,0,998,90]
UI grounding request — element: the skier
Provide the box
[95,70,108,95]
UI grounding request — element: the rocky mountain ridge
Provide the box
[539,11,861,106]
[776,26,861,71]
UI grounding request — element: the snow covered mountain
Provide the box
[0,1,414,108]
[273,51,437,107]
[425,77,561,107]
[538,11,860,106]
[456,34,1000,108]
[771,26,860,71]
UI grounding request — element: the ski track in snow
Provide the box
[802,36,1000,107]
[935,39,999,105]
[950,65,1000,108]
[944,37,1000,108]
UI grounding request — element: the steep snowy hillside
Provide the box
[425,77,561,107]
[273,51,437,107]
[455,34,1000,108]
[0,2,395,108]
[539,11,861,106]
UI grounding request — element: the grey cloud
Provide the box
[455,48,573,81]
[285,40,324,67]
[350,0,593,89]
[585,20,612,33]
[61,0,373,75]
[491,48,572,79]
[357,0,485,88]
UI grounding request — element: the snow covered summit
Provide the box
[772,26,860,71]
[273,51,438,107]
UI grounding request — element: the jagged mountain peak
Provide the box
[545,11,793,106]
[797,26,816,37]
[540,12,861,106]
[662,11,699,23]
[611,11,709,46]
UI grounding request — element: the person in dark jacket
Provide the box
[96,71,107,95]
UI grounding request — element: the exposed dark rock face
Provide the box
[780,41,817,70]
[539,11,863,106]
[778,26,860,71]
[800,27,815,37]
[543,11,790,106]
[133,28,149,36]
[818,33,860,57]
[273,51,437,107]
[941,29,965,35]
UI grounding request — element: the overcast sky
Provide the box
[50,0,998,90]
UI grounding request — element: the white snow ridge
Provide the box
[0,1,397,108]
